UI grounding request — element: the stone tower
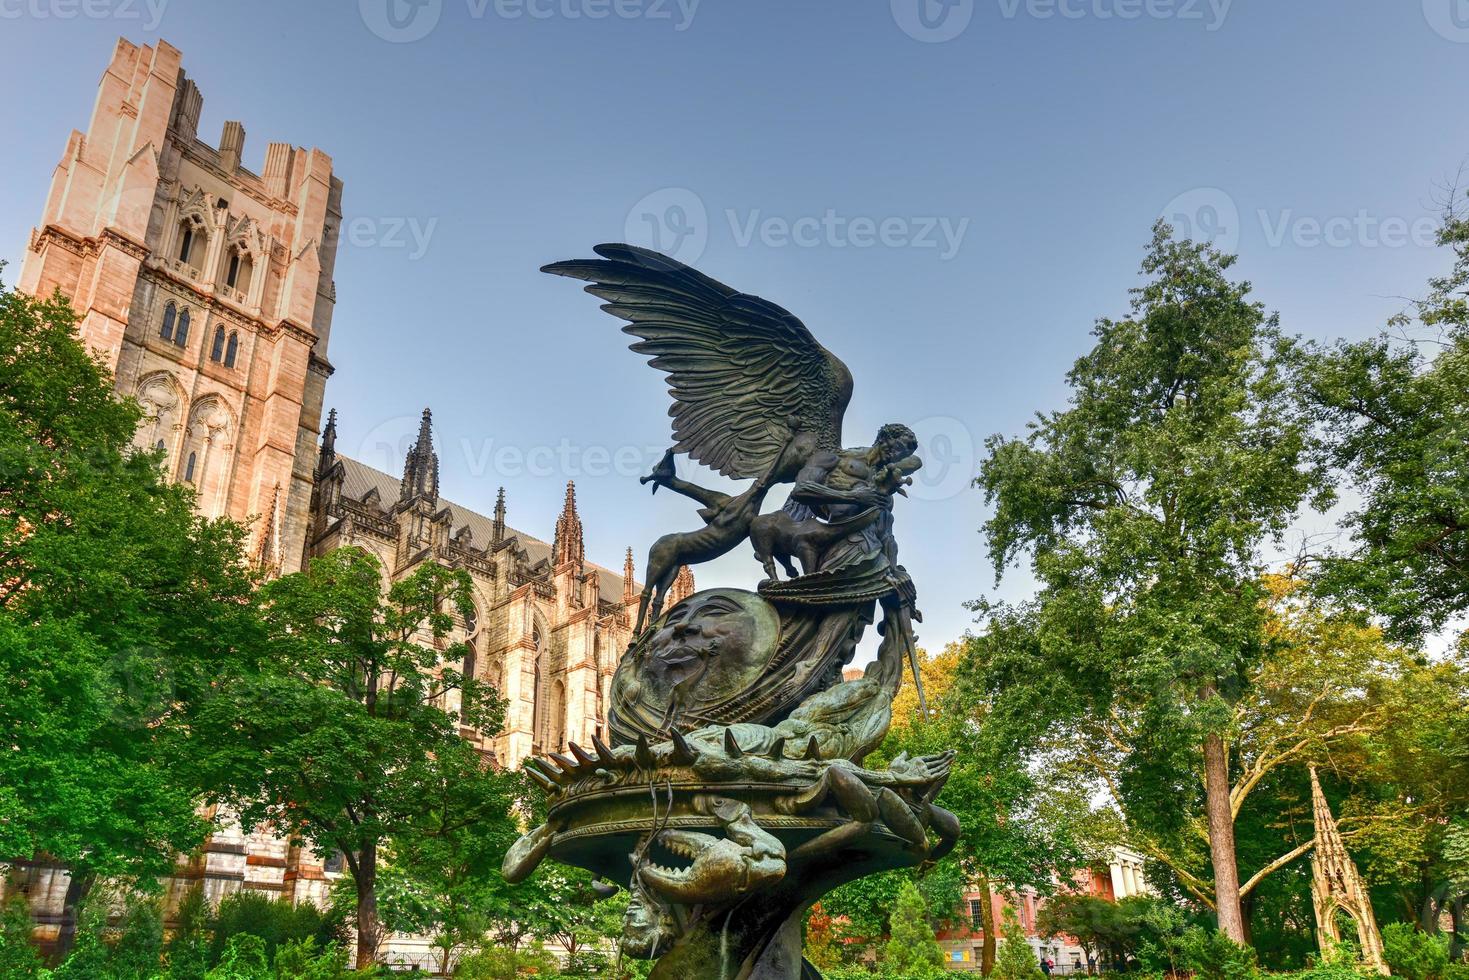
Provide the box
[1310,767,1390,974]
[20,37,343,575]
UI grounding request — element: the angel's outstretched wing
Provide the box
[543,244,853,481]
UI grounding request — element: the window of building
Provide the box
[177,224,194,263]
[224,332,239,368]
[323,851,345,874]
[184,451,197,483]
[160,302,176,341]
[210,326,225,362]
[175,309,190,347]
[969,899,985,930]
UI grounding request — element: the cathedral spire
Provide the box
[399,407,439,504]
[492,486,506,544]
[318,407,337,474]
[552,480,584,567]
[669,564,696,606]
[623,546,637,604]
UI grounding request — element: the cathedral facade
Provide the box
[19,37,340,577]
[11,39,688,964]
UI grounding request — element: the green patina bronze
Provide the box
[503,245,958,979]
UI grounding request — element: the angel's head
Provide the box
[873,423,918,465]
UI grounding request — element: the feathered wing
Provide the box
[542,244,853,480]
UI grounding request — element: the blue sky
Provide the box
[2,0,1466,657]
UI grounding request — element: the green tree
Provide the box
[166,884,213,980]
[883,879,946,979]
[991,911,1043,980]
[975,223,1328,943]
[1294,195,1469,643]
[0,278,260,954]
[194,546,499,968]
[0,895,44,979]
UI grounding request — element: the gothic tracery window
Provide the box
[175,309,190,347]
[160,302,176,341]
[224,332,239,368]
[211,326,226,362]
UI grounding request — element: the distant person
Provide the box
[1041,956,1052,975]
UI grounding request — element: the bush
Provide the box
[1382,923,1450,980]
[453,945,558,978]
[206,934,271,980]
[0,895,45,979]
[272,937,353,978]
[210,892,343,968]
[1178,926,1259,980]
[883,880,946,979]
[168,884,213,980]
[1297,941,1370,980]
[992,910,1045,980]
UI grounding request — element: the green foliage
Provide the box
[109,895,164,979]
[270,937,353,979]
[1178,926,1260,980]
[167,884,213,980]
[1296,942,1372,980]
[881,879,945,979]
[991,911,1044,980]
[208,893,342,969]
[205,934,270,980]
[194,546,509,966]
[0,895,45,979]
[452,945,559,979]
[0,279,258,935]
[51,898,111,980]
[1382,923,1450,980]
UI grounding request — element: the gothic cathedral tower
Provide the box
[20,38,343,574]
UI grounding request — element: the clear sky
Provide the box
[2,0,1466,658]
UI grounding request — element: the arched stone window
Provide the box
[178,397,234,516]
[175,309,190,347]
[160,302,176,341]
[224,332,239,368]
[184,451,197,483]
[224,247,253,292]
[210,326,226,362]
[176,217,207,268]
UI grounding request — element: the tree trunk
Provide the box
[354,842,380,970]
[53,868,95,962]
[976,871,997,975]
[1203,732,1247,944]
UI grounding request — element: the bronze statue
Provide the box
[504,245,955,979]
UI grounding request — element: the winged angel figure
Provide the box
[546,237,923,614]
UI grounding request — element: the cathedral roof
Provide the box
[336,455,635,599]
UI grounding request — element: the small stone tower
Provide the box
[1310,767,1389,974]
